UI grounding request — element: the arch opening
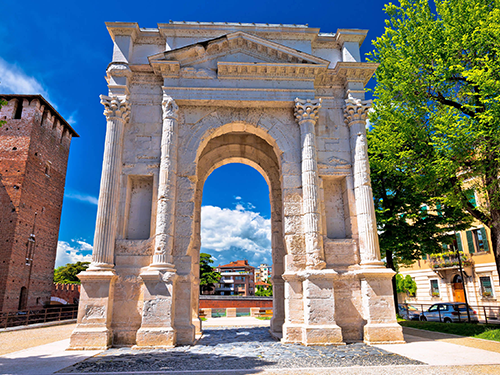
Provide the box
[188,130,286,339]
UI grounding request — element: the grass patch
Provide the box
[256,316,272,320]
[399,320,500,342]
[200,317,207,321]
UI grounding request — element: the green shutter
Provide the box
[480,227,490,252]
[456,233,463,252]
[466,230,475,253]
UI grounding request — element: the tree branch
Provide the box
[427,90,477,118]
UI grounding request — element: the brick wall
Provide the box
[199,296,273,309]
[51,283,81,305]
[0,95,77,312]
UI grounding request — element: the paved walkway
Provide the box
[0,318,500,374]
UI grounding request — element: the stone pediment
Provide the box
[148,31,329,79]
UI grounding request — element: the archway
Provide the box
[189,130,286,339]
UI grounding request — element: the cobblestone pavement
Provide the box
[58,327,422,373]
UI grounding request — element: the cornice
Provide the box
[315,62,379,87]
[218,62,324,81]
[105,22,141,41]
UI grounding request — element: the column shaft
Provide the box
[91,96,130,268]
[344,98,382,265]
[294,98,325,270]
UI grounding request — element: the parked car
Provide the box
[419,302,479,323]
[398,304,421,320]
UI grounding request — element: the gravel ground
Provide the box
[57,326,422,373]
[0,322,76,355]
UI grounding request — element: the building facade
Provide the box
[255,263,272,283]
[0,95,78,312]
[400,224,500,319]
[215,260,255,296]
[69,21,403,350]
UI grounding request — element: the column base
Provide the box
[134,327,176,349]
[302,324,344,346]
[175,325,196,345]
[192,317,202,335]
[363,323,405,345]
[282,323,303,343]
[68,326,113,350]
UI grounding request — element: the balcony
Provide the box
[429,252,474,277]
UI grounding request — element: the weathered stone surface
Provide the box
[70,22,402,349]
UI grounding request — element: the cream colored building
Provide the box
[400,224,499,319]
[69,21,403,350]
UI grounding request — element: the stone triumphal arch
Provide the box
[69,21,404,349]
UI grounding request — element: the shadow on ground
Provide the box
[56,327,422,374]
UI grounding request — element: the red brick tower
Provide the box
[0,95,78,312]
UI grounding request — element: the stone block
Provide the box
[226,308,237,317]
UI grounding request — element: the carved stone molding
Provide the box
[294,98,322,124]
[162,96,179,120]
[100,95,131,122]
[343,97,371,125]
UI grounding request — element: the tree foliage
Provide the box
[368,0,500,279]
[53,262,90,284]
[396,274,417,296]
[199,253,221,293]
[255,283,273,297]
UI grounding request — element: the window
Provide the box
[466,227,489,253]
[465,189,477,208]
[430,279,440,297]
[13,99,23,119]
[480,276,493,298]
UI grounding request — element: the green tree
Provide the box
[53,261,90,284]
[368,0,500,283]
[396,274,417,296]
[199,252,221,294]
[255,282,273,297]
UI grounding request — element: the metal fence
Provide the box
[0,304,78,329]
[399,302,500,324]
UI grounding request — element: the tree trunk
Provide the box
[386,250,399,315]
[491,222,500,288]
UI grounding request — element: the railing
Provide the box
[429,252,474,269]
[0,304,78,329]
[398,302,500,324]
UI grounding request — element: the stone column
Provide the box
[136,95,179,348]
[343,97,382,267]
[69,95,129,350]
[91,95,130,269]
[150,95,179,270]
[344,97,404,344]
[294,98,326,270]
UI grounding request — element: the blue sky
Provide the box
[0,0,389,268]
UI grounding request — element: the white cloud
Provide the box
[235,196,242,200]
[0,57,49,97]
[64,191,98,205]
[201,205,271,267]
[55,240,93,268]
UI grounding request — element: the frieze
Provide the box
[116,238,154,256]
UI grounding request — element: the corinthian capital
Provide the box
[294,98,322,124]
[100,95,130,122]
[162,96,179,120]
[343,97,372,125]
